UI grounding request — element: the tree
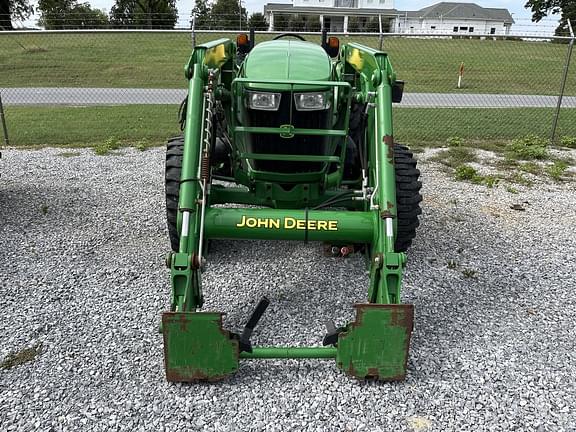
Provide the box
[192,0,211,29]
[110,0,177,29]
[525,0,576,36]
[0,0,34,30]
[247,12,266,30]
[38,0,108,29]
[210,0,246,30]
[69,4,108,28]
[37,0,76,29]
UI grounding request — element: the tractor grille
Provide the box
[245,92,331,173]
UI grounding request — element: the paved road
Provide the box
[2,87,576,108]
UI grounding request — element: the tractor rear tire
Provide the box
[394,144,422,252]
[165,136,184,252]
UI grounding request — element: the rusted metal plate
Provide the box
[336,304,414,381]
[162,312,239,382]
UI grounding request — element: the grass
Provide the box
[3,105,576,157]
[0,32,574,95]
[430,147,478,168]
[94,137,121,155]
[3,105,179,147]
[546,160,569,181]
[506,134,549,160]
[1,344,42,370]
[394,107,576,146]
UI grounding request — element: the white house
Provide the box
[391,2,514,35]
[264,0,396,32]
[263,1,513,35]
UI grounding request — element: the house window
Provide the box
[431,25,436,29]
[459,26,468,31]
[453,26,458,32]
[379,0,386,3]
[469,27,474,32]
[490,27,496,34]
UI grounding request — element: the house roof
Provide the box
[397,2,514,23]
[264,3,398,16]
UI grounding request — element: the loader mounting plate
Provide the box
[162,312,238,381]
[336,304,414,380]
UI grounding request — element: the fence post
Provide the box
[551,19,574,144]
[378,15,383,51]
[191,13,196,48]
[0,91,9,147]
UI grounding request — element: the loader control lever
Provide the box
[239,297,270,353]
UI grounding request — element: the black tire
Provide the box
[165,136,184,252]
[394,144,422,252]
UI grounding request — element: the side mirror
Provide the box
[392,80,404,103]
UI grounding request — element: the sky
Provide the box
[19,0,559,33]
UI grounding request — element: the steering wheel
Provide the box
[273,33,306,41]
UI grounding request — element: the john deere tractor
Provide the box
[162,31,422,381]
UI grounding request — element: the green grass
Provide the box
[394,107,576,146]
[4,105,576,149]
[4,105,179,147]
[429,146,478,168]
[0,32,574,95]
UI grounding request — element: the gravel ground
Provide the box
[1,147,575,432]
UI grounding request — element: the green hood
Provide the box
[243,40,332,83]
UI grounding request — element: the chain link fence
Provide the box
[0,28,574,147]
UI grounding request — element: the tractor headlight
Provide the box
[246,91,281,111]
[293,92,331,111]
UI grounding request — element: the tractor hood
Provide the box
[243,40,332,84]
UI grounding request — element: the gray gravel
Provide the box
[1,147,576,431]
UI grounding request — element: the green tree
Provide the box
[69,3,108,28]
[37,0,75,29]
[192,0,211,29]
[247,12,266,30]
[110,0,177,29]
[525,0,576,36]
[0,0,34,30]
[38,0,108,29]
[210,0,246,30]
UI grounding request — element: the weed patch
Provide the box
[431,147,478,168]
[94,137,120,156]
[1,344,42,370]
[506,135,549,160]
[546,161,568,181]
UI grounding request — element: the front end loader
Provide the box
[162,31,422,381]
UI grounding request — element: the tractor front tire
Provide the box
[394,144,422,252]
[165,136,184,252]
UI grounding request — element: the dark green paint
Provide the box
[162,312,238,381]
[336,304,414,380]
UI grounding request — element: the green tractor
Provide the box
[162,31,422,381]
